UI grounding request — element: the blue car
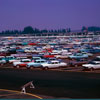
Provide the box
[26,59,47,68]
[69,53,88,59]
[80,48,100,54]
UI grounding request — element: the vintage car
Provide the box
[51,50,62,55]
[91,56,100,63]
[81,52,93,57]
[82,61,100,71]
[0,53,7,56]
[32,57,42,62]
[69,58,89,67]
[9,57,21,63]
[13,59,32,68]
[3,56,16,63]
[0,58,6,65]
[41,60,67,69]
[69,53,88,59]
[26,59,47,68]
[9,56,28,63]
[55,54,68,59]
[43,54,55,58]
[81,48,100,54]
[45,57,58,61]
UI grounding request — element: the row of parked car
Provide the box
[0,36,100,71]
[0,56,67,69]
[13,58,67,69]
[0,53,100,70]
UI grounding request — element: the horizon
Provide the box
[1,26,100,33]
[0,0,100,32]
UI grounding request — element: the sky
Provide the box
[0,0,100,31]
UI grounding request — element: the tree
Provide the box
[62,29,66,33]
[23,26,34,34]
[88,26,100,32]
[67,28,71,33]
[81,26,86,32]
[41,29,48,33]
[34,28,40,33]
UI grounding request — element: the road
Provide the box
[0,68,100,98]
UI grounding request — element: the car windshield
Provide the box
[22,60,30,62]
[93,58,100,61]
[41,61,46,63]
[33,58,40,60]
[74,53,82,56]
[54,62,59,64]
[6,57,14,59]
[76,59,81,61]
[89,61,96,64]
[0,58,2,60]
[35,60,45,63]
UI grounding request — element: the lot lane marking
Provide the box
[0,89,43,99]
[0,92,19,96]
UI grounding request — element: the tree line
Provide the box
[0,26,100,36]
[0,26,71,36]
[82,26,100,32]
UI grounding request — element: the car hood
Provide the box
[82,64,93,67]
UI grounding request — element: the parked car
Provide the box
[45,57,58,61]
[43,54,55,58]
[81,48,100,54]
[91,56,100,63]
[32,57,42,62]
[69,53,88,59]
[82,61,100,71]
[13,59,32,68]
[26,59,47,69]
[41,60,67,69]
[55,54,68,59]
[9,56,29,63]
[0,58,6,65]
[69,58,89,67]
[51,50,62,55]
[3,56,16,63]
[81,52,93,57]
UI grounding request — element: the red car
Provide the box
[43,54,55,58]
[13,59,32,68]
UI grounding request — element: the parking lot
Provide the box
[0,36,100,98]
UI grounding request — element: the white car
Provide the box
[41,60,67,69]
[51,50,62,55]
[9,57,28,63]
[9,58,20,63]
[92,56,100,63]
[82,61,100,70]
[13,59,31,68]
[55,54,68,59]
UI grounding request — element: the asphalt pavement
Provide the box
[0,68,100,98]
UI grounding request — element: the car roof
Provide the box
[21,59,31,61]
[50,60,59,62]
[32,57,41,58]
[96,56,100,58]
[35,59,46,61]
